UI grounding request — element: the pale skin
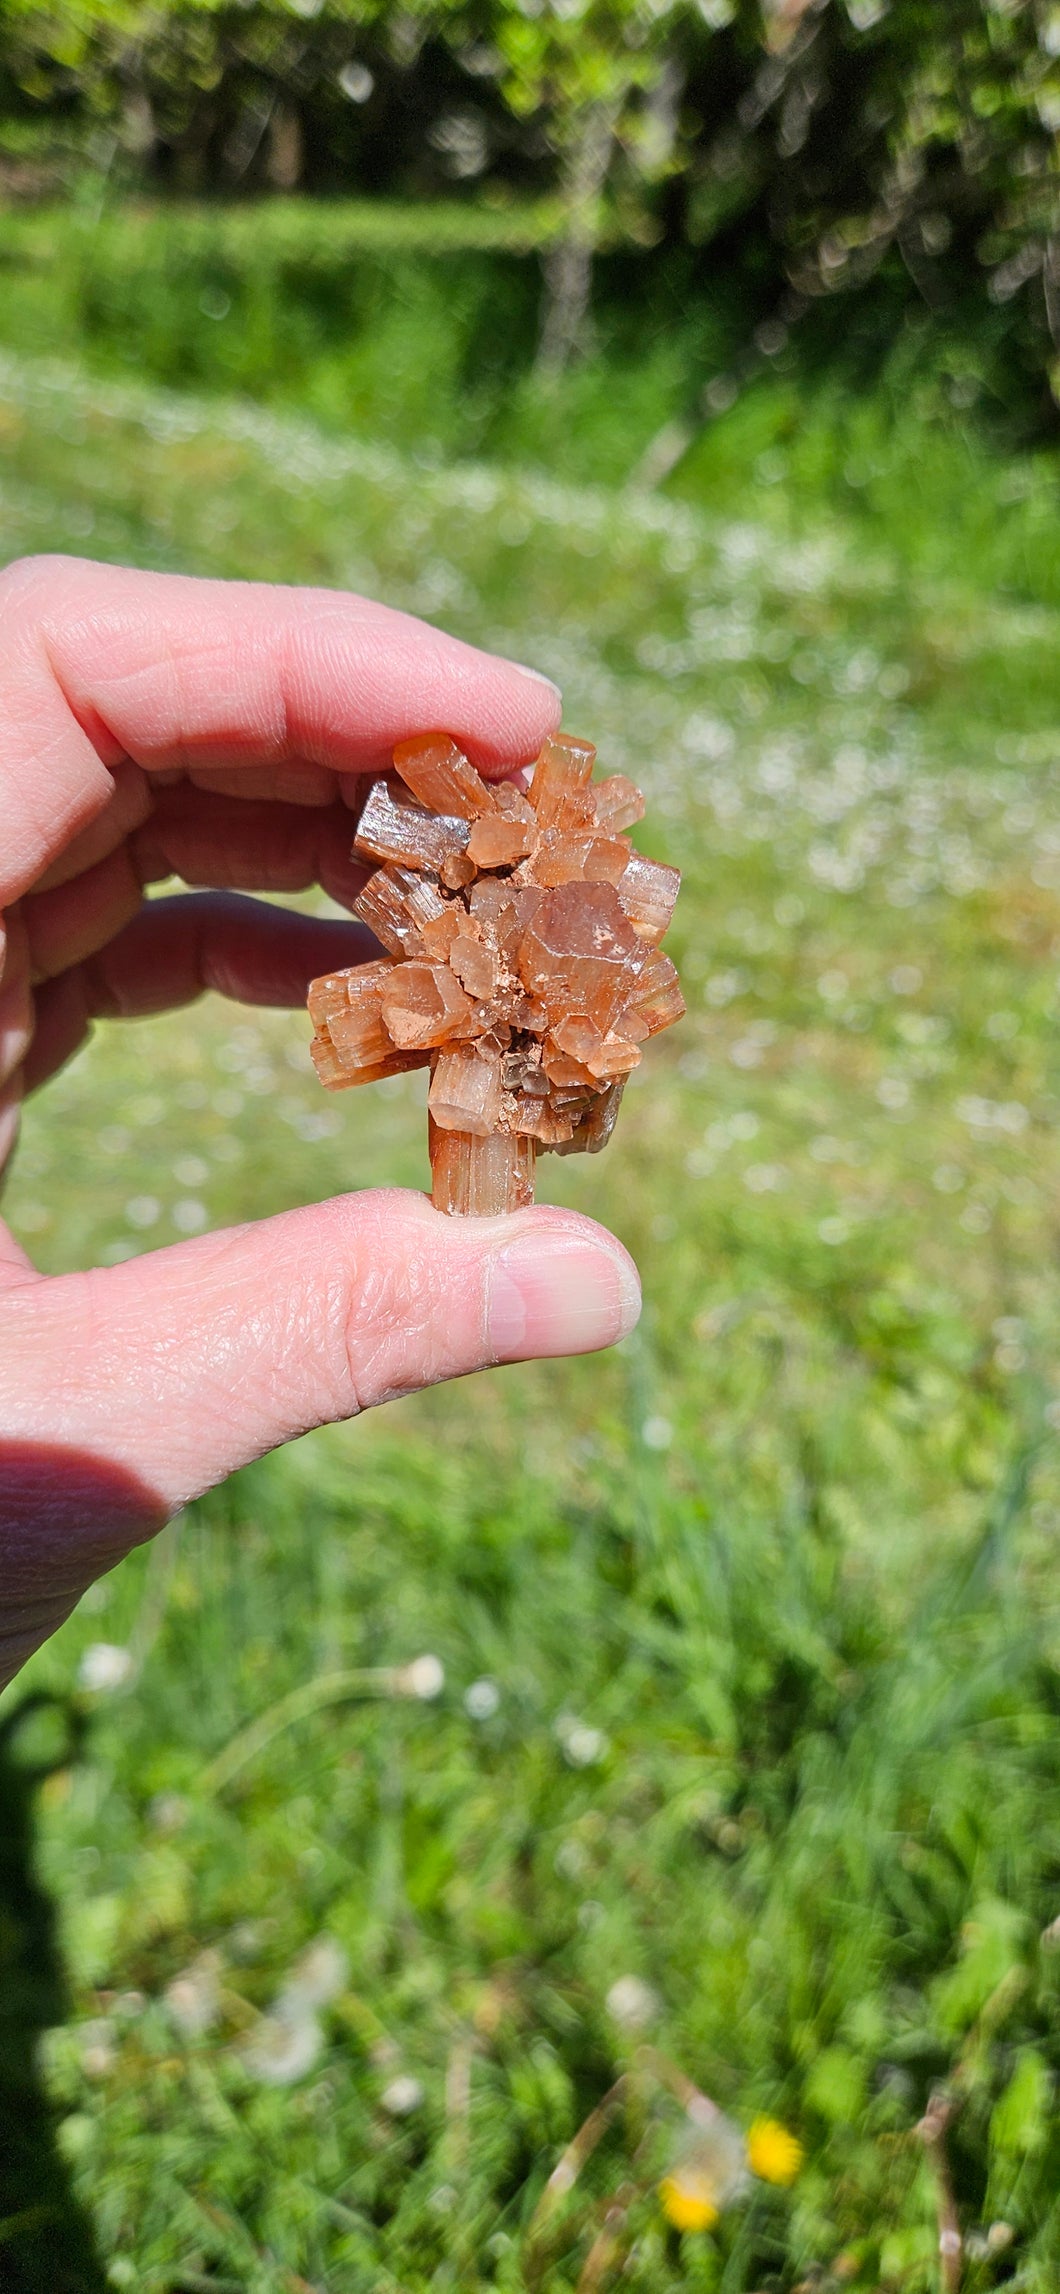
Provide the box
[0,556,641,1689]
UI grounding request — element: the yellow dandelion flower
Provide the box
[660,2106,748,2232]
[659,2173,720,2233]
[746,2117,803,2187]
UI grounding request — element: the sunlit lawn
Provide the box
[4,346,1060,2290]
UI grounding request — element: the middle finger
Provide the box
[22,794,370,985]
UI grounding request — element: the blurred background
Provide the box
[5,4,1060,2289]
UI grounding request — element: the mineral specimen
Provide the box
[307,732,684,1214]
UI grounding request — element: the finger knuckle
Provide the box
[332,1195,468,1415]
[0,553,83,624]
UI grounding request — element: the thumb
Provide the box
[20,1191,641,1511]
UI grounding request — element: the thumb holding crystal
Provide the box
[12,1190,641,1500]
[1,1191,641,1625]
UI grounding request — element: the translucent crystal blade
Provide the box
[307,957,394,1033]
[467,814,535,869]
[585,1033,642,1080]
[310,1034,353,1090]
[393,734,497,820]
[616,853,681,943]
[542,1043,595,1088]
[328,1005,393,1070]
[429,1123,536,1215]
[420,908,463,962]
[428,1043,504,1136]
[592,775,646,834]
[528,733,597,830]
[440,851,477,890]
[448,933,499,1002]
[510,1095,580,1144]
[612,1006,651,1045]
[311,1038,427,1092]
[529,834,630,888]
[552,1015,603,1064]
[553,1080,626,1155]
[512,995,549,1033]
[495,782,537,825]
[518,883,646,1035]
[585,1079,626,1151]
[626,948,686,1035]
[309,957,398,1072]
[470,878,542,966]
[355,779,472,872]
[392,865,450,928]
[352,866,447,958]
[381,961,474,1050]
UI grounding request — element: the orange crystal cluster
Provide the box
[307,732,684,1214]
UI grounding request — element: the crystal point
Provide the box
[381,961,475,1050]
[518,882,646,1036]
[352,865,448,959]
[530,833,630,888]
[554,1079,626,1156]
[593,775,646,834]
[307,956,395,1033]
[529,733,597,830]
[628,948,686,1035]
[429,1122,536,1215]
[467,813,535,869]
[392,734,497,820]
[429,1043,504,1136]
[356,779,472,873]
[616,852,681,943]
[449,934,499,1002]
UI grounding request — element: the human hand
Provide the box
[0,556,641,1686]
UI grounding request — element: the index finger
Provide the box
[0,555,562,905]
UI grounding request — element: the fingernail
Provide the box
[487,1231,641,1362]
[505,659,563,700]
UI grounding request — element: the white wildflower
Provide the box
[78,1643,133,1694]
[464,1678,500,1719]
[606,1975,661,2031]
[243,2010,323,2086]
[960,1202,992,1234]
[123,1196,160,1229]
[744,1163,786,1193]
[165,1950,221,2039]
[171,1199,208,1234]
[147,1792,188,1834]
[556,1716,609,1768]
[398,1654,445,1700]
[381,2073,425,2116]
[877,1076,910,1110]
[278,1936,348,2014]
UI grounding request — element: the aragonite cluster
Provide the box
[307,732,684,1214]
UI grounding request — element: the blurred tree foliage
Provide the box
[2,1,1060,408]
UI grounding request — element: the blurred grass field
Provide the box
[4,319,1060,2290]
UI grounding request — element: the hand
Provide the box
[0,556,641,1687]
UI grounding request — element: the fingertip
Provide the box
[482,1208,641,1363]
[501,660,563,706]
[342,1191,639,1368]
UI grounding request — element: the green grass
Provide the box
[0,197,672,481]
[3,193,1060,566]
[4,337,1060,2289]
